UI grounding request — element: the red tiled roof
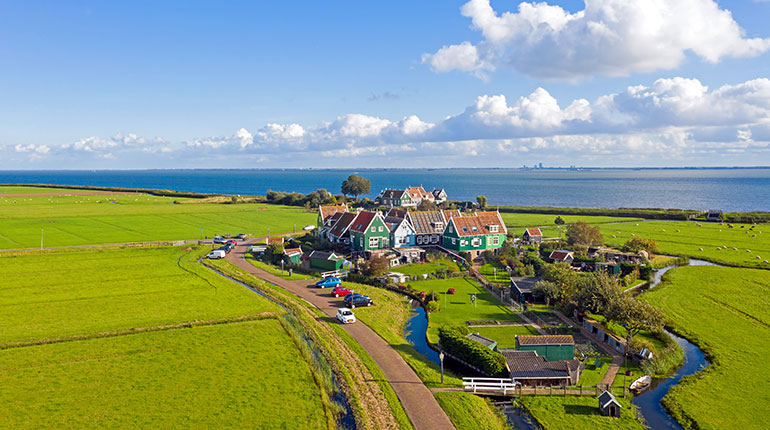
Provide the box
[267,237,284,244]
[349,211,378,233]
[329,212,358,238]
[442,209,462,220]
[319,204,346,221]
[406,186,432,199]
[451,211,507,237]
[517,335,574,345]
[549,250,573,261]
[283,247,302,256]
[386,208,406,219]
[525,228,542,237]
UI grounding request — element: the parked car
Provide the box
[213,236,227,244]
[343,293,373,308]
[315,277,341,289]
[207,250,226,259]
[222,243,234,253]
[331,285,352,298]
[226,239,237,246]
[336,308,356,324]
[235,233,247,240]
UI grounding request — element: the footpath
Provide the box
[227,242,456,430]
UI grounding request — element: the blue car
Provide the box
[315,277,341,289]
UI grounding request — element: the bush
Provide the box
[426,301,440,313]
[447,288,457,294]
[438,327,507,375]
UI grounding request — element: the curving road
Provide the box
[227,242,455,430]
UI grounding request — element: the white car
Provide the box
[336,308,356,324]
[207,250,226,259]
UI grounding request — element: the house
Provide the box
[327,212,358,244]
[349,211,391,251]
[385,207,407,220]
[598,391,622,417]
[500,349,582,387]
[377,189,412,208]
[595,261,621,275]
[603,251,643,265]
[406,210,447,247]
[583,318,626,354]
[706,210,723,222]
[317,204,347,237]
[283,246,303,265]
[522,228,543,244]
[510,276,541,303]
[388,218,416,248]
[308,250,347,271]
[466,333,498,350]
[405,186,434,205]
[395,247,425,264]
[549,250,574,264]
[515,335,575,362]
[431,188,448,204]
[442,211,508,258]
[383,271,408,284]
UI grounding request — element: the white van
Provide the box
[207,249,226,259]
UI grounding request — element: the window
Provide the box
[371,227,376,233]
[448,225,453,233]
[471,238,482,247]
[369,237,379,248]
[489,225,499,233]
[462,227,469,233]
[360,238,364,248]
[451,238,456,245]
[461,240,468,246]
[491,236,500,245]
[416,236,423,244]
[431,236,439,243]
[471,226,478,232]
[378,226,383,232]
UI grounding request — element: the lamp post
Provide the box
[40,229,44,250]
[439,351,445,384]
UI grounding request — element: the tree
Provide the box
[265,242,285,265]
[360,255,389,277]
[341,175,371,200]
[541,262,579,303]
[622,237,659,254]
[574,271,623,314]
[532,280,560,306]
[566,221,603,247]
[417,199,437,211]
[607,295,666,347]
[476,195,487,209]
[554,216,566,226]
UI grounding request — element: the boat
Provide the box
[630,375,652,391]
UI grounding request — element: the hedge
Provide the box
[438,327,507,375]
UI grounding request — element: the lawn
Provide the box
[408,278,522,343]
[478,262,509,286]
[434,392,507,430]
[577,356,614,386]
[396,258,463,277]
[469,325,540,348]
[642,265,770,430]
[501,213,642,228]
[244,254,314,280]
[585,313,666,353]
[0,319,328,429]
[600,220,770,268]
[0,246,279,345]
[520,396,644,430]
[0,189,315,249]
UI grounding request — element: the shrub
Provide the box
[447,288,457,294]
[438,327,506,375]
[426,301,440,313]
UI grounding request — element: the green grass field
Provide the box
[396,258,463,277]
[478,262,509,286]
[245,254,314,280]
[501,213,642,228]
[408,278,522,343]
[577,357,614,386]
[0,246,278,345]
[0,188,315,249]
[520,396,644,430]
[434,392,507,430]
[642,265,770,430]
[0,319,327,429]
[469,325,540,348]
[600,220,770,268]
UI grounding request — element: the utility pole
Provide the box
[439,351,445,384]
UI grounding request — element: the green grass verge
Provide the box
[434,392,508,430]
[0,246,279,345]
[244,254,314,280]
[600,220,770,268]
[0,319,329,429]
[642,265,770,430]
[519,396,645,430]
[408,278,522,343]
[0,189,315,249]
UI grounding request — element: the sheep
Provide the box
[676,229,680,232]
[733,247,738,251]
[699,248,703,251]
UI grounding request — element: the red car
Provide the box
[331,285,352,298]
[226,239,237,246]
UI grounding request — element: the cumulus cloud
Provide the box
[424,0,770,80]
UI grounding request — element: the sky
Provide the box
[1,0,770,169]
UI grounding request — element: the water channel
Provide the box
[403,259,719,430]
[203,264,357,430]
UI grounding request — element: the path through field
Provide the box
[227,241,455,430]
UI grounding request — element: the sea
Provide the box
[1,168,768,212]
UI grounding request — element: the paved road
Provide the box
[227,243,456,430]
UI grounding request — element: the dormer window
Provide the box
[471,226,478,232]
[489,225,499,233]
[462,227,469,233]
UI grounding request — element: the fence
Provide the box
[462,377,629,398]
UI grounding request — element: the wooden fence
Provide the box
[463,377,629,398]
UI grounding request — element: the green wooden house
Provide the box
[515,335,575,362]
[349,211,390,251]
[283,246,303,265]
[308,250,346,271]
[442,211,507,258]
[317,204,347,238]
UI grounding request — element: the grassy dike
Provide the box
[202,258,413,430]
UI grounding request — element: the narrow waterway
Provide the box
[202,264,357,430]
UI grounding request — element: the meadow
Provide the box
[434,392,507,430]
[408,278,522,343]
[468,325,540,348]
[642,265,770,430]
[0,187,315,249]
[519,396,644,430]
[0,246,278,345]
[0,319,327,429]
[501,213,642,228]
[396,258,463,277]
[599,220,770,268]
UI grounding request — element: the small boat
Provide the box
[630,375,652,391]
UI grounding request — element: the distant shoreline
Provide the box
[1,166,770,172]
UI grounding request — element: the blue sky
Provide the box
[2,0,770,168]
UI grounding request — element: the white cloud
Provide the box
[13,143,50,154]
[425,0,770,80]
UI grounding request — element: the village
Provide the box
[236,184,669,418]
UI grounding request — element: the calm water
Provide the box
[1,168,768,211]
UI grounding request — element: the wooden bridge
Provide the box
[462,377,629,398]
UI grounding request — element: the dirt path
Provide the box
[227,242,456,430]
